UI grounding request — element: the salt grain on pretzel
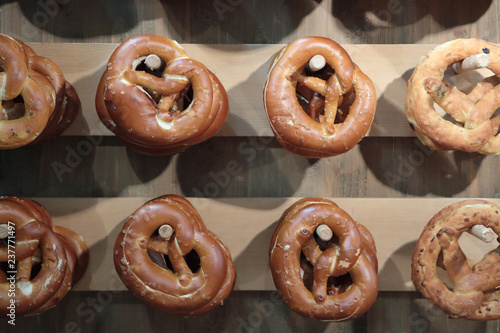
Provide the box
[96,35,229,155]
[269,198,378,321]
[406,38,500,154]
[264,37,377,158]
[0,35,80,149]
[412,200,500,320]
[114,195,236,316]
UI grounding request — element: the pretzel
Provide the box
[269,198,378,321]
[412,200,500,320]
[96,35,229,155]
[114,194,235,316]
[0,35,80,149]
[264,37,377,158]
[0,197,88,316]
[406,39,500,154]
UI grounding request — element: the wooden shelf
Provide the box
[35,197,498,292]
[29,43,491,138]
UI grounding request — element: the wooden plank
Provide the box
[26,43,490,138]
[29,197,499,292]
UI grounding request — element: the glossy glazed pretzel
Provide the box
[114,195,236,316]
[264,37,377,158]
[406,39,500,154]
[96,34,229,155]
[412,200,500,320]
[269,198,378,321]
[0,35,80,149]
[0,197,88,316]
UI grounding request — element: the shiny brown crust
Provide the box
[0,197,88,316]
[264,37,377,158]
[412,200,500,320]
[114,194,236,316]
[0,35,80,149]
[406,39,500,154]
[269,198,378,321]
[96,35,229,156]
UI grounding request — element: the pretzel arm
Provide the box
[323,75,341,133]
[301,237,323,266]
[297,75,328,96]
[122,70,189,96]
[424,76,473,123]
[455,248,500,293]
[168,239,194,276]
[465,83,500,129]
[148,237,170,255]
[16,256,34,282]
[436,227,473,284]
[466,76,500,103]
[308,93,325,121]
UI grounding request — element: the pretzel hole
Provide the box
[445,67,494,95]
[1,96,25,121]
[327,274,352,295]
[458,231,499,266]
[156,250,201,274]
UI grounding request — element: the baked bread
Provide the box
[96,35,228,155]
[269,198,378,320]
[264,37,376,158]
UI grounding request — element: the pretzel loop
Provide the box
[412,200,500,320]
[114,195,235,316]
[269,198,378,321]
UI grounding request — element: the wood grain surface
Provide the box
[1,0,500,332]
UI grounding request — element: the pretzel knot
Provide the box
[0,197,88,316]
[114,195,236,316]
[264,37,377,158]
[269,198,378,321]
[406,38,500,154]
[96,34,229,155]
[412,200,500,320]
[0,35,81,149]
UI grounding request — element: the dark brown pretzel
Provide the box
[0,197,88,316]
[114,195,235,316]
[0,35,80,148]
[412,200,500,320]
[269,198,378,321]
[264,37,377,158]
[406,39,500,154]
[96,34,229,155]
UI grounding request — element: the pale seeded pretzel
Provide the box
[269,198,378,321]
[114,195,236,316]
[406,38,500,154]
[0,35,80,149]
[412,200,500,320]
[0,197,88,316]
[96,34,229,155]
[264,37,377,158]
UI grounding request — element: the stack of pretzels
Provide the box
[264,37,377,158]
[114,195,235,316]
[269,198,378,321]
[406,39,500,154]
[96,35,229,155]
[0,35,81,149]
[412,200,500,320]
[0,197,88,316]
